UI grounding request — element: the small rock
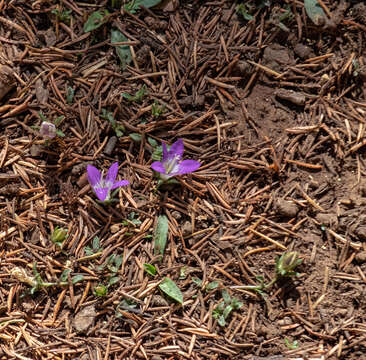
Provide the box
[110,224,120,233]
[275,199,299,218]
[103,136,117,156]
[35,78,49,105]
[355,251,366,263]
[30,144,42,157]
[316,213,338,227]
[294,43,314,59]
[72,305,96,334]
[171,211,182,220]
[182,221,192,236]
[354,226,366,241]
[275,89,305,106]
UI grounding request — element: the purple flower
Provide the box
[87,162,129,202]
[151,139,201,180]
[40,121,56,139]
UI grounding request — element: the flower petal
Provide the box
[162,142,169,162]
[111,180,130,190]
[105,162,119,186]
[151,161,166,174]
[87,165,102,187]
[173,160,201,176]
[169,138,184,159]
[94,187,109,202]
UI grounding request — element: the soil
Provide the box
[1,0,366,359]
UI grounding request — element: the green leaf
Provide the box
[108,276,119,286]
[60,269,71,282]
[154,215,169,257]
[124,0,162,14]
[217,314,226,326]
[237,4,254,21]
[92,236,100,250]
[129,133,142,142]
[72,275,84,284]
[304,0,326,26]
[192,277,202,287]
[111,29,132,70]
[231,297,243,310]
[206,281,219,291]
[152,145,163,161]
[148,137,158,147]
[223,304,233,319]
[66,86,74,104]
[56,129,65,137]
[84,10,109,33]
[143,263,157,276]
[222,289,231,304]
[94,284,108,296]
[159,277,183,304]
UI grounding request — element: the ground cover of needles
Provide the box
[1,0,366,359]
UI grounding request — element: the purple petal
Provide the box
[162,142,169,162]
[151,161,166,174]
[87,165,102,187]
[169,139,184,159]
[111,180,130,190]
[94,187,109,202]
[105,162,119,185]
[173,160,201,176]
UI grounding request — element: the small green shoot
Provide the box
[129,133,142,143]
[284,338,299,350]
[122,212,142,227]
[122,85,147,103]
[51,226,68,247]
[237,3,254,21]
[52,8,72,23]
[111,29,132,70]
[212,289,243,327]
[94,284,108,297]
[151,100,165,118]
[100,108,125,137]
[192,277,202,287]
[143,263,157,276]
[124,0,162,14]
[84,236,103,256]
[66,86,74,104]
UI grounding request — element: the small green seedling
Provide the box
[122,85,147,103]
[84,236,103,256]
[100,108,125,137]
[51,226,68,248]
[52,8,72,23]
[151,100,165,118]
[284,338,299,350]
[212,289,243,327]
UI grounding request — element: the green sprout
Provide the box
[100,108,125,137]
[284,338,299,350]
[122,85,147,103]
[151,100,165,118]
[212,289,243,327]
[52,8,72,23]
[94,284,108,297]
[231,252,302,307]
[51,226,68,247]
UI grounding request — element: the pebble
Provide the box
[72,305,96,333]
[275,198,299,218]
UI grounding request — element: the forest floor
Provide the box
[1,0,366,359]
